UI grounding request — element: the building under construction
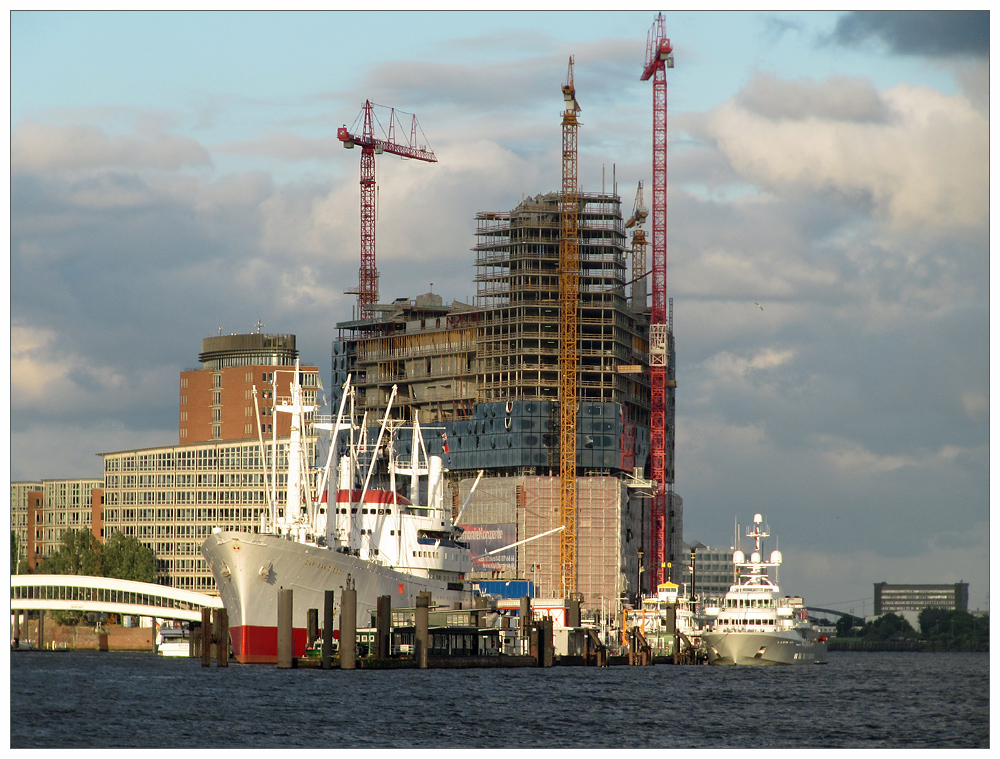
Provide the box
[331,189,680,617]
[331,17,680,620]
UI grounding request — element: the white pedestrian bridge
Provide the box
[10,575,224,623]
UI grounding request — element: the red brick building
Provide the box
[179,333,320,445]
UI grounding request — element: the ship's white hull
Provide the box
[201,530,473,663]
[702,630,827,665]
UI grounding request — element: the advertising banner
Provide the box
[460,523,516,572]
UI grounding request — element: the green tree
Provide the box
[101,532,158,583]
[861,612,916,641]
[835,614,858,637]
[11,530,20,574]
[919,608,989,651]
[38,528,103,576]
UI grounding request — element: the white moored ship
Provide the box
[201,369,476,663]
[700,514,827,666]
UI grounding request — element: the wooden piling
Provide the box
[376,595,391,659]
[201,607,212,667]
[415,591,430,669]
[340,586,357,670]
[277,588,294,669]
[217,609,229,667]
[566,597,581,627]
[541,618,554,667]
[307,608,319,650]
[322,590,334,669]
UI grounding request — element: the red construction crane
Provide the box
[338,101,437,320]
[640,13,675,591]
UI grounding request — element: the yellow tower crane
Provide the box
[559,57,581,598]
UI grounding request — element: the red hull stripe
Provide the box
[230,624,309,664]
[335,489,411,505]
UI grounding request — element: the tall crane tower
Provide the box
[640,13,675,590]
[338,101,437,320]
[559,57,582,598]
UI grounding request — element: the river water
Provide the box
[9,651,988,748]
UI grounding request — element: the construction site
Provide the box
[330,16,681,621]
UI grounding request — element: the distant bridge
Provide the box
[10,575,223,623]
[809,607,864,621]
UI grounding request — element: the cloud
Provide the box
[736,73,889,123]
[831,11,989,58]
[11,120,211,173]
[217,131,342,162]
[685,76,988,232]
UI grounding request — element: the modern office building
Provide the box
[873,582,970,616]
[10,478,103,570]
[686,543,736,602]
[98,436,318,590]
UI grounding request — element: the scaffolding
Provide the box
[474,192,647,416]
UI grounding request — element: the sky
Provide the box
[9,10,991,614]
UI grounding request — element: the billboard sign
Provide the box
[460,523,516,572]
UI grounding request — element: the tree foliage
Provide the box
[101,532,158,583]
[37,528,158,582]
[837,609,989,651]
[38,528,103,576]
[919,608,989,651]
[33,529,160,626]
[859,612,916,641]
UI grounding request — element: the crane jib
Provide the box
[337,129,436,163]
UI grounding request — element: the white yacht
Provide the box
[700,514,827,665]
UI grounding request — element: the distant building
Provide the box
[10,478,103,570]
[685,543,735,602]
[180,333,320,444]
[873,582,969,616]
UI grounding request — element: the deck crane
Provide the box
[559,56,582,598]
[640,13,675,591]
[625,181,649,309]
[338,101,437,320]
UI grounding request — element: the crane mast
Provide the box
[640,13,675,590]
[338,101,437,320]
[559,57,581,598]
[626,181,649,309]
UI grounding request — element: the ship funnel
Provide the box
[428,455,444,510]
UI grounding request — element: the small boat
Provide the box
[621,581,705,660]
[700,514,827,665]
[156,624,192,657]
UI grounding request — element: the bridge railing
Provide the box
[11,575,223,623]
